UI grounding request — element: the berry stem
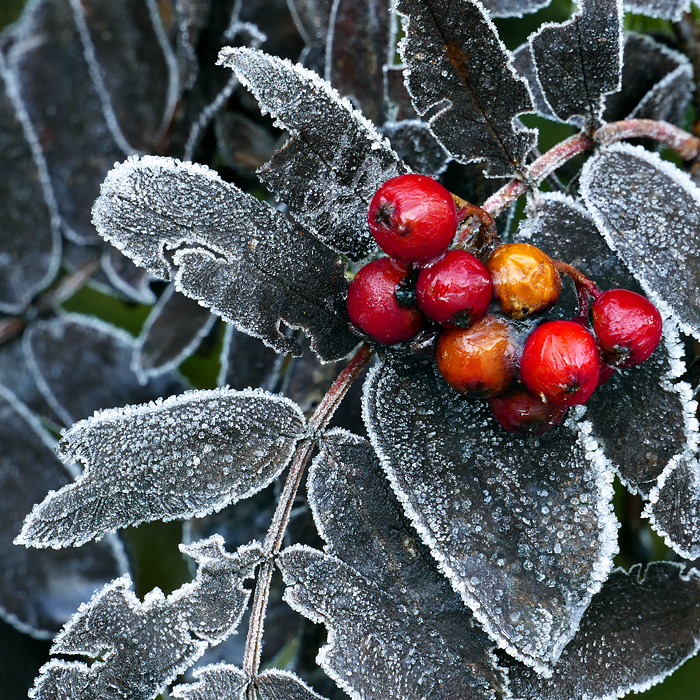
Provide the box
[553,260,602,299]
[452,195,500,250]
[481,119,700,218]
[242,343,374,681]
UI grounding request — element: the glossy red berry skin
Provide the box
[436,315,518,397]
[520,320,600,406]
[368,174,457,265]
[488,388,567,436]
[591,289,662,368]
[415,250,493,328]
[347,257,424,345]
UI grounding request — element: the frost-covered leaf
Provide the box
[93,155,356,361]
[326,0,393,124]
[0,385,125,637]
[581,144,700,342]
[101,248,156,305]
[506,563,700,700]
[512,43,558,121]
[280,429,506,700]
[219,46,407,261]
[0,52,60,314]
[382,120,451,177]
[214,110,278,177]
[603,33,693,125]
[24,314,181,427]
[623,0,689,21]
[645,456,700,559]
[529,0,623,126]
[173,666,326,700]
[515,194,698,496]
[363,360,617,673]
[217,323,281,392]
[30,536,262,700]
[480,0,553,16]
[288,0,334,47]
[133,285,216,383]
[6,0,130,245]
[396,0,537,178]
[73,0,179,151]
[16,388,306,548]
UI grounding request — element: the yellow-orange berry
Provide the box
[436,315,518,397]
[486,243,561,319]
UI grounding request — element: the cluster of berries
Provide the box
[348,174,663,436]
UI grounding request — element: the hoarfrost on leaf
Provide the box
[16,388,306,548]
[581,143,700,342]
[623,0,689,21]
[515,193,698,496]
[362,359,618,673]
[218,46,408,261]
[29,536,262,700]
[279,429,507,700]
[92,154,357,361]
[506,563,700,700]
[529,0,623,126]
[396,0,537,178]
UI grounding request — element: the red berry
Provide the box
[368,174,457,264]
[436,315,518,397]
[347,257,424,345]
[488,388,567,436]
[415,250,493,328]
[520,320,600,406]
[486,243,561,319]
[591,289,662,368]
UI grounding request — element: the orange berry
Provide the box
[486,243,561,319]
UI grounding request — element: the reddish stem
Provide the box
[242,343,374,680]
[553,260,601,299]
[595,119,700,159]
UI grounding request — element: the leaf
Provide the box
[396,0,537,178]
[512,43,558,122]
[382,120,451,177]
[219,46,407,261]
[16,387,306,548]
[101,248,156,305]
[480,0,553,17]
[287,0,334,48]
[29,536,262,700]
[24,314,182,427]
[362,360,618,673]
[581,143,700,342]
[0,385,125,637]
[529,0,623,126]
[325,0,394,124]
[645,456,700,559]
[279,430,507,700]
[72,0,179,151]
[214,110,278,177]
[92,155,357,361]
[0,51,60,314]
[603,33,693,125]
[6,0,130,245]
[514,193,697,496]
[133,284,216,383]
[217,323,282,392]
[623,0,689,21]
[506,563,700,700]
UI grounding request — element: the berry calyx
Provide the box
[520,320,600,406]
[415,250,493,328]
[488,388,567,436]
[436,315,518,397]
[591,289,663,368]
[486,243,561,319]
[347,257,425,345]
[368,174,457,265]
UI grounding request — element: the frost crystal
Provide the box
[16,388,306,547]
[363,360,618,673]
[92,155,357,361]
[581,143,700,342]
[280,430,505,699]
[219,46,407,261]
